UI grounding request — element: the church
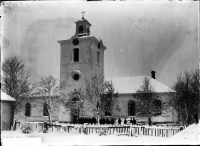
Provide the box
[15,14,176,124]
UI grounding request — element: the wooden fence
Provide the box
[129,125,180,137]
[15,122,180,138]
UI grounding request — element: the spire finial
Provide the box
[81,11,85,19]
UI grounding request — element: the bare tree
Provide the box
[169,69,200,126]
[84,71,120,124]
[33,75,64,123]
[61,88,84,124]
[133,77,161,126]
[84,72,105,124]
[1,56,34,126]
[100,81,121,117]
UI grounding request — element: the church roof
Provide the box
[1,91,16,101]
[74,18,92,26]
[106,76,174,94]
[58,36,107,50]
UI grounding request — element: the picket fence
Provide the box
[15,122,180,138]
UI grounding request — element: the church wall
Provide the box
[113,93,177,123]
[15,101,59,122]
[1,101,12,130]
[60,38,102,97]
[13,92,177,123]
[92,39,104,73]
[59,36,104,122]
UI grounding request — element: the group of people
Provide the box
[128,118,137,125]
[99,118,116,125]
[118,118,137,125]
[78,117,137,125]
[78,117,97,124]
[78,117,116,125]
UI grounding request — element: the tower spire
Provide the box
[81,11,85,19]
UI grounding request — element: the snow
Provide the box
[2,122,200,145]
[165,122,200,145]
[1,91,15,101]
[106,76,174,94]
[1,130,167,145]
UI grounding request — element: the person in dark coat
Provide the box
[81,117,83,124]
[78,117,81,124]
[132,118,136,125]
[91,117,93,124]
[113,118,115,125]
[148,118,152,126]
[85,117,88,123]
[80,117,83,124]
[93,117,96,124]
[111,118,114,125]
[130,118,133,125]
[105,118,108,124]
[100,118,103,125]
[43,121,48,133]
[100,118,102,125]
[102,118,105,125]
[124,118,127,124]
[107,119,111,124]
[118,118,121,125]
[88,117,91,124]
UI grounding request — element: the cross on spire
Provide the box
[81,11,85,19]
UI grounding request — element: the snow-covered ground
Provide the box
[2,122,199,145]
[164,121,200,145]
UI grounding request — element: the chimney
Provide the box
[151,71,156,79]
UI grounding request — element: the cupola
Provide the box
[74,12,91,37]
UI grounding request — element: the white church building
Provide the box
[15,15,176,124]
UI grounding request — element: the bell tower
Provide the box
[58,13,107,122]
[75,11,91,37]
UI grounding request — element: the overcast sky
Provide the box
[2,1,199,87]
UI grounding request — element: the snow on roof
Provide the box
[1,91,16,101]
[106,76,174,94]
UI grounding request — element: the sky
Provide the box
[1,1,199,88]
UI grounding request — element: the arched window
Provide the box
[25,103,31,117]
[97,51,100,64]
[79,26,83,33]
[43,103,49,116]
[105,111,111,116]
[73,48,79,62]
[153,100,162,116]
[128,100,135,116]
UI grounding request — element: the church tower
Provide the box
[58,13,107,122]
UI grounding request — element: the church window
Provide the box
[73,73,80,81]
[98,43,101,49]
[153,100,162,116]
[97,51,100,64]
[72,70,81,81]
[73,39,79,46]
[79,25,83,33]
[105,111,111,116]
[73,48,79,62]
[25,103,31,117]
[128,100,135,116]
[43,103,49,116]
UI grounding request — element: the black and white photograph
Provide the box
[1,0,199,145]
